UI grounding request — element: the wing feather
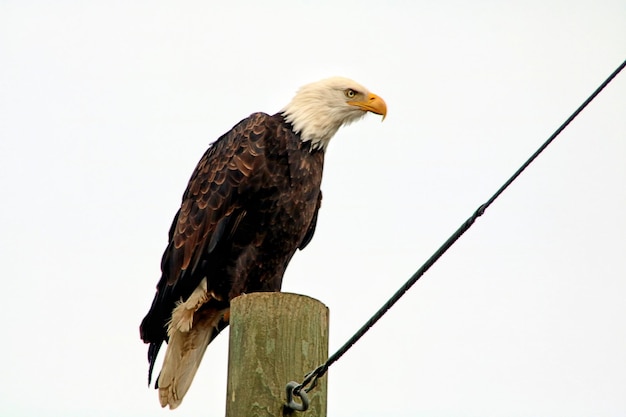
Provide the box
[140,112,273,347]
[299,191,322,250]
[171,113,271,284]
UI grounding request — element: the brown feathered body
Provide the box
[140,112,323,407]
[139,76,387,409]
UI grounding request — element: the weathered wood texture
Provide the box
[225,292,328,417]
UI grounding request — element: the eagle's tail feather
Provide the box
[157,308,228,409]
[147,341,162,386]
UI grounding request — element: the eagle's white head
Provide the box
[281,77,387,150]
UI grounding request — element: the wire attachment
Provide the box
[285,381,309,411]
[285,365,327,412]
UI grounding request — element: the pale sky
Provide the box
[1,1,625,416]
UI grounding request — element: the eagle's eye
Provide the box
[344,89,357,99]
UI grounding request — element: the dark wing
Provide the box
[140,112,273,379]
[165,123,265,285]
[298,190,322,250]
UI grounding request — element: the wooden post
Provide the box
[225,292,328,417]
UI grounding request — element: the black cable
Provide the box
[286,58,626,409]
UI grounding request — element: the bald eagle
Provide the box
[140,77,387,409]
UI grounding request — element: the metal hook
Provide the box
[285,381,310,412]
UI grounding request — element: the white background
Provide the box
[1,1,625,416]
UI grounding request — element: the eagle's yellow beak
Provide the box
[348,93,387,120]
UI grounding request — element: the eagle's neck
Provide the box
[280,112,340,152]
[280,100,346,152]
